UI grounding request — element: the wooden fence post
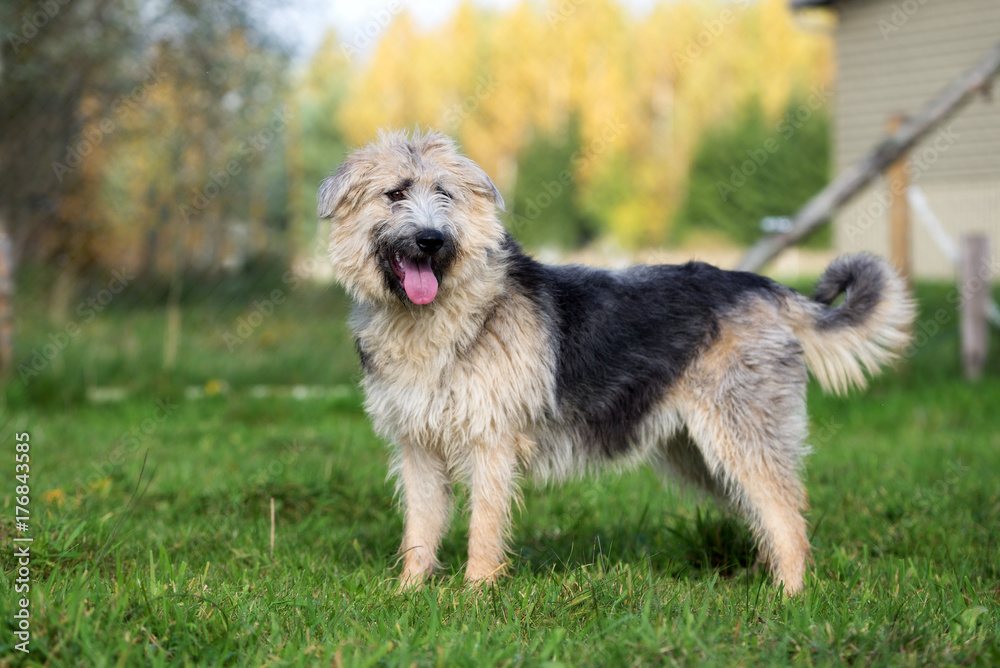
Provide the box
[960,234,990,381]
[0,226,13,380]
[737,39,1000,273]
[887,114,911,283]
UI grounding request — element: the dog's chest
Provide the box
[363,352,485,438]
[355,303,554,445]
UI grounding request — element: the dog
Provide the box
[318,129,914,594]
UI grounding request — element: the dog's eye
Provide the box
[436,185,453,200]
[386,190,406,202]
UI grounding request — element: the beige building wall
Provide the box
[830,0,1000,278]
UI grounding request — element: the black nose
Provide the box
[416,229,445,254]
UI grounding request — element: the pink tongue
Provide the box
[399,257,439,304]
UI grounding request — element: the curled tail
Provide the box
[791,253,915,395]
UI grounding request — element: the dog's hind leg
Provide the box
[679,321,813,594]
[657,429,728,499]
[464,436,522,584]
[683,397,812,594]
[397,443,453,589]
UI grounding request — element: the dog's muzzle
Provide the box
[416,229,445,254]
[386,228,454,306]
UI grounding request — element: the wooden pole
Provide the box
[737,39,1000,273]
[163,273,182,371]
[270,497,276,558]
[0,225,13,380]
[960,234,990,381]
[887,114,911,283]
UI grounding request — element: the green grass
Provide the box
[1,277,999,666]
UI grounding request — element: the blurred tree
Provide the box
[675,94,832,246]
[295,30,350,248]
[328,0,831,250]
[506,118,599,250]
[2,0,835,285]
[102,5,292,280]
[0,0,140,272]
[0,0,293,289]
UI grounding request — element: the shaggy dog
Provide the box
[318,129,913,594]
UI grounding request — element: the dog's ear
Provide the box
[458,156,505,212]
[318,158,368,219]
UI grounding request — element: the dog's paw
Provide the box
[397,569,429,593]
[464,562,506,587]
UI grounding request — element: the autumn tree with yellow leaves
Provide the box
[1,0,292,285]
[3,0,832,287]
[314,0,832,250]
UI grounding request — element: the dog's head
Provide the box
[319,129,505,306]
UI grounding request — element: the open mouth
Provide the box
[389,251,439,305]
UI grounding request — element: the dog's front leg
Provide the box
[465,438,518,584]
[398,443,452,589]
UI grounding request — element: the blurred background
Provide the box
[0,0,838,404]
[4,5,1000,661]
[3,0,996,406]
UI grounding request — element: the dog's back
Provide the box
[503,239,912,459]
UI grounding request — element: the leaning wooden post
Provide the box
[960,234,990,381]
[887,114,911,284]
[0,225,13,380]
[737,40,1000,273]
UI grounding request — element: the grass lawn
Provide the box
[1,274,999,666]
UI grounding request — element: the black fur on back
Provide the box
[503,237,783,457]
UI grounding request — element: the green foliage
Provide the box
[2,283,1000,665]
[676,94,832,247]
[295,35,351,244]
[0,0,297,300]
[2,263,354,407]
[505,120,599,250]
[297,99,347,240]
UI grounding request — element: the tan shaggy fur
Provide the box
[318,129,915,594]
